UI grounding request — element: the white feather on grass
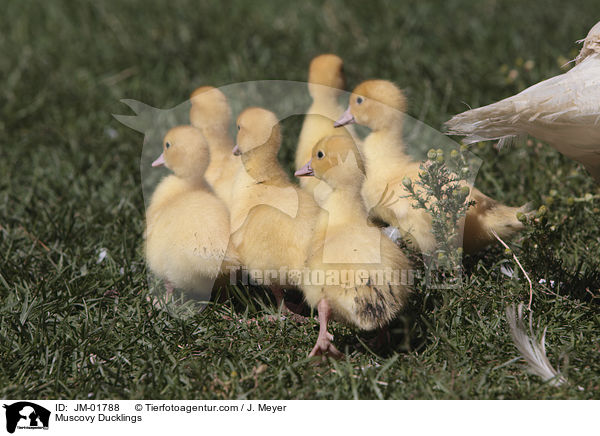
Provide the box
[505,304,566,386]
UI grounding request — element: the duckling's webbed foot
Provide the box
[309,299,343,359]
[309,330,342,359]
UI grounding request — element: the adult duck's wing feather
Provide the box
[446,55,600,180]
[445,55,600,145]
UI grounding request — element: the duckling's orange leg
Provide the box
[309,299,343,359]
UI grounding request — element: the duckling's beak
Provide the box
[152,152,166,167]
[334,107,355,127]
[232,145,241,156]
[295,160,314,177]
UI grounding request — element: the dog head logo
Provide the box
[3,402,50,433]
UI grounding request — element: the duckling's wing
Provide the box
[230,185,299,234]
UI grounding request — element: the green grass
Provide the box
[1,0,599,399]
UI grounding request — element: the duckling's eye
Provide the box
[356,97,364,104]
[165,142,171,149]
[317,150,325,159]
[237,125,241,131]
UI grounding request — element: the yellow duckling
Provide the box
[230,107,320,311]
[190,86,241,208]
[335,80,528,254]
[145,125,237,299]
[295,135,411,358]
[295,54,357,194]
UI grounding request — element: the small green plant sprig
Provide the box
[403,146,475,287]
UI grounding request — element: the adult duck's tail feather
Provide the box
[506,304,566,386]
[445,99,524,145]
